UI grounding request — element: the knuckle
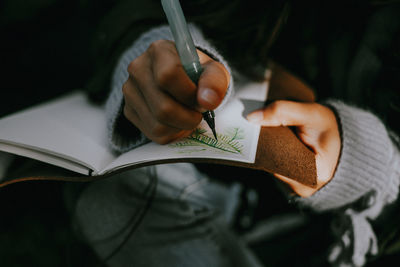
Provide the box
[316,103,329,114]
[127,59,140,75]
[121,82,129,96]
[122,105,135,123]
[151,122,169,137]
[122,105,130,118]
[268,101,286,123]
[154,102,174,122]
[147,40,163,53]
[149,39,173,50]
[269,100,284,115]
[156,66,176,88]
[316,104,332,123]
[148,40,173,57]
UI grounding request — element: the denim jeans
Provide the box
[71,163,264,267]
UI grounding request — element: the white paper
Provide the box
[0,92,116,174]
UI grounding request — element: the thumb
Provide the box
[197,60,230,111]
[247,100,320,127]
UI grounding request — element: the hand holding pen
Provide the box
[121,36,229,144]
[161,0,220,139]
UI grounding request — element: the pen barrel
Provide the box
[162,0,216,138]
[183,61,203,84]
[161,0,200,67]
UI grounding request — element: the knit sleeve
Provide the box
[105,24,233,153]
[295,100,400,266]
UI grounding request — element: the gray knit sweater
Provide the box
[105,25,400,267]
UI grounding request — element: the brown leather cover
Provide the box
[0,63,317,188]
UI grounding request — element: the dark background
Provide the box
[0,0,105,117]
[0,0,399,266]
[0,1,108,266]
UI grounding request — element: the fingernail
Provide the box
[247,111,264,123]
[200,88,219,106]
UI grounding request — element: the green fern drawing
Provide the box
[170,127,244,154]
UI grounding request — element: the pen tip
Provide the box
[212,128,218,140]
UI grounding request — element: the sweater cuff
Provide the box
[296,100,400,212]
[105,24,233,153]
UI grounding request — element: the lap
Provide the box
[70,163,262,267]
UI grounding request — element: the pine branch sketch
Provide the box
[170,127,245,154]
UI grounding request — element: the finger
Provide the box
[247,100,325,127]
[197,60,230,111]
[123,101,188,145]
[148,125,188,145]
[126,51,155,121]
[123,103,141,129]
[128,51,203,130]
[134,73,202,130]
[167,129,194,143]
[150,40,198,107]
[274,173,316,197]
[123,80,190,142]
[122,79,153,127]
[156,129,194,145]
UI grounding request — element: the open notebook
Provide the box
[0,70,317,187]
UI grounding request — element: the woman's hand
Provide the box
[247,100,341,197]
[122,40,230,144]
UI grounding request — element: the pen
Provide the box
[161,0,217,140]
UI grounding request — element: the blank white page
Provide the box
[0,91,116,174]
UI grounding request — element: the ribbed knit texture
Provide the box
[296,100,400,266]
[297,100,400,211]
[105,24,233,153]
